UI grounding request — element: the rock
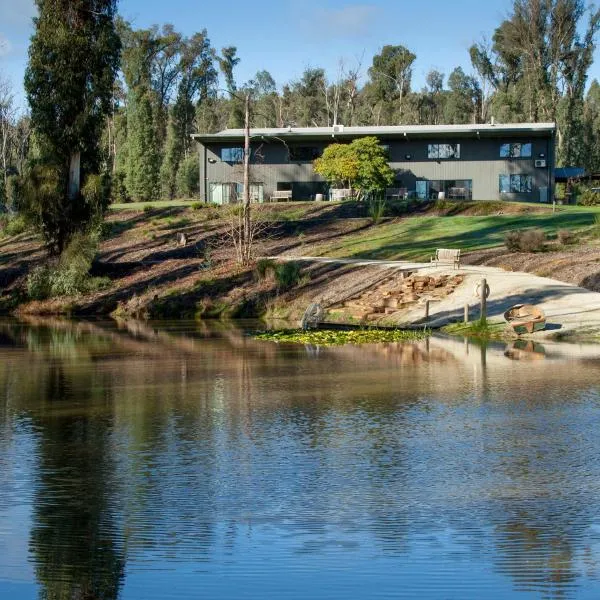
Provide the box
[176,232,187,247]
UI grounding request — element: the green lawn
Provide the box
[109,199,199,210]
[315,208,600,261]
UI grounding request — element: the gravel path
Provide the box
[264,255,600,337]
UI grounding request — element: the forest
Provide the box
[1,0,600,210]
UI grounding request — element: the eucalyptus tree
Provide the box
[583,80,600,173]
[444,67,482,124]
[288,67,328,127]
[218,46,244,128]
[161,31,217,198]
[24,0,121,253]
[478,0,600,164]
[367,45,416,124]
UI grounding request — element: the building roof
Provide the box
[192,122,556,143]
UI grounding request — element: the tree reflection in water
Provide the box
[1,319,600,599]
[29,361,125,600]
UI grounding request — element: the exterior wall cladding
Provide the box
[194,125,555,203]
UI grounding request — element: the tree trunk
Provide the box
[242,93,251,264]
[68,152,81,200]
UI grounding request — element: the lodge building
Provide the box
[192,122,555,204]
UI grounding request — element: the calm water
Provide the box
[2,319,600,599]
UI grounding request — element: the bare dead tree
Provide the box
[322,57,363,127]
[0,76,16,195]
[345,54,364,126]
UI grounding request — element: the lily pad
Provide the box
[254,328,429,346]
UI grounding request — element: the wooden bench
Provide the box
[270,190,293,202]
[430,248,461,269]
[385,187,408,201]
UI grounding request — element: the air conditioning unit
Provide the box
[535,159,547,168]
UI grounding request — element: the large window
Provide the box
[221,147,244,163]
[499,174,533,193]
[289,146,322,161]
[209,182,264,204]
[500,143,532,158]
[428,143,460,159]
[416,180,472,200]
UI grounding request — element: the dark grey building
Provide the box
[192,122,556,203]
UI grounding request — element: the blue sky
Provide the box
[2,0,600,111]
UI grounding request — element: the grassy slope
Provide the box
[4,200,600,318]
[314,207,599,261]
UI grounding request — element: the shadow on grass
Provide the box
[336,213,595,262]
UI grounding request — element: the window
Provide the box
[500,143,532,158]
[424,180,473,200]
[499,174,533,193]
[289,146,322,161]
[209,182,264,204]
[221,147,244,163]
[428,143,460,159]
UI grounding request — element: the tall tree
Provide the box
[583,79,600,173]
[24,0,121,253]
[289,68,328,127]
[445,67,482,124]
[218,46,243,127]
[161,31,217,198]
[0,75,15,206]
[368,45,416,124]
[119,21,163,201]
[485,0,600,164]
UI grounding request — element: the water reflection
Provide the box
[1,319,600,598]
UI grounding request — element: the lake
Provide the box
[2,318,600,599]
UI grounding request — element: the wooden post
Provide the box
[480,278,487,321]
[464,304,469,323]
[424,299,430,320]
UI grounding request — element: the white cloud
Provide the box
[307,4,380,39]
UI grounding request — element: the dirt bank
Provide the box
[1,200,599,326]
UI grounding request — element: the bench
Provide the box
[270,190,293,202]
[430,248,461,269]
[385,187,408,201]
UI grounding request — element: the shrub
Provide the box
[504,228,546,252]
[275,261,302,289]
[555,182,566,201]
[5,175,21,212]
[143,205,153,214]
[255,258,276,280]
[4,215,28,237]
[81,173,111,215]
[367,194,387,224]
[557,229,575,245]
[504,230,521,252]
[191,202,203,210]
[26,230,109,300]
[111,171,130,204]
[577,188,600,206]
[27,265,52,300]
[176,156,200,198]
[520,229,546,252]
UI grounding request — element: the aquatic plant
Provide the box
[254,328,429,346]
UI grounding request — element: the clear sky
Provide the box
[2,0,600,111]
